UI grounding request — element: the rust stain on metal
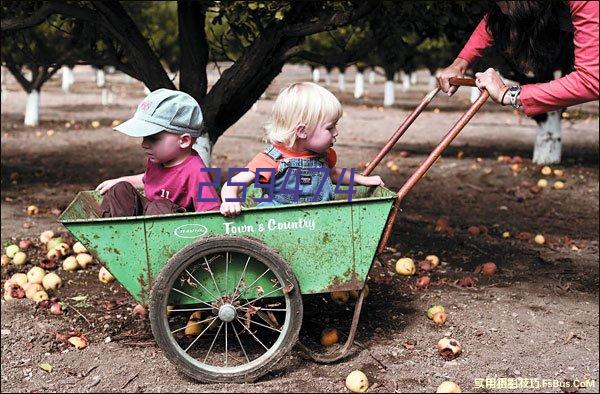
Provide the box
[323,269,363,293]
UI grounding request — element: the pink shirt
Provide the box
[142,152,221,212]
[458,1,599,117]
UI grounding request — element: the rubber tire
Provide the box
[149,236,303,383]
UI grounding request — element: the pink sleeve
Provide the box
[520,1,599,116]
[192,164,221,212]
[457,16,493,64]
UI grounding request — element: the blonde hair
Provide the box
[265,82,343,148]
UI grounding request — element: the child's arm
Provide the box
[220,170,256,217]
[96,173,145,194]
[330,166,385,187]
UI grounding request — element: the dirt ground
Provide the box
[1,65,599,393]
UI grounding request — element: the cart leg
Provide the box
[296,285,367,363]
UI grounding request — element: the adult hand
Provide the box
[436,58,469,96]
[475,68,509,104]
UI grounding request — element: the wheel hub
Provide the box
[218,303,236,322]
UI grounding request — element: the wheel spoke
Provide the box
[184,268,220,301]
[232,255,251,300]
[235,318,269,351]
[172,288,215,309]
[232,267,272,302]
[231,321,250,364]
[171,316,217,335]
[238,285,286,309]
[183,318,218,353]
[245,317,282,333]
[203,321,224,363]
[240,307,287,312]
[204,256,224,300]
[224,322,228,367]
[225,252,229,298]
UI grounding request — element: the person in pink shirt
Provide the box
[95,89,221,217]
[437,1,598,116]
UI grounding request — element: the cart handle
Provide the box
[370,77,488,254]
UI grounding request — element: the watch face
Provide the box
[509,86,520,93]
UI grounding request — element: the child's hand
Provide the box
[96,178,124,194]
[220,201,242,217]
[359,175,385,187]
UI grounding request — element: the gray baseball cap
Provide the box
[114,88,203,137]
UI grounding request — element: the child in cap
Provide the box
[220,82,384,217]
[96,88,220,217]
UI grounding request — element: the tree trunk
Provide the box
[410,71,418,85]
[96,68,106,87]
[533,111,562,164]
[61,65,73,92]
[354,70,364,99]
[24,89,40,126]
[311,67,320,83]
[177,1,208,103]
[192,133,213,168]
[324,69,332,86]
[338,69,346,92]
[470,86,480,103]
[368,70,376,84]
[400,71,410,92]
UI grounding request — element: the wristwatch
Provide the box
[506,85,522,109]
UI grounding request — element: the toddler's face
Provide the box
[304,120,339,154]
[141,131,183,164]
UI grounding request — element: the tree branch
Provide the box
[283,1,380,37]
[178,0,209,102]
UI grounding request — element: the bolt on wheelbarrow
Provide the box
[58,77,486,383]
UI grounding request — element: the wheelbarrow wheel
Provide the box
[149,236,302,383]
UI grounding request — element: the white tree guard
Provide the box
[384,80,395,107]
[61,66,72,92]
[312,68,320,83]
[410,72,418,85]
[324,71,332,86]
[533,110,562,164]
[24,89,40,126]
[401,72,411,92]
[96,69,106,87]
[338,71,346,92]
[354,71,364,99]
[101,87,112,106]
[368,70,376,84]
[192,133,213,168]
[470,87,481,103]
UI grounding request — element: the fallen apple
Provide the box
[47,237,65,251]
[331,291,349,304]
[40,230,55,244]
[437,337,462,360]
[467,226,481,236]
[418,260,432,272]
[72,242,87,254]
[26,205,39,215]
[425,255,440,268]
[91,120,101,128]
[1,255,10,267]
[132,304,147,319]
[33,290,49,303]
[502,231,510,238]
[12,251,27,266]
[510,163,521,173]
[10,273,28,288]
[541,166,552,175]
[320,328,339,346]
[345,370,369,393]
[42,272,62,291]
[480,262,497,276]
[537,179,548,188]
[76,253,93,268]
[427,305,445,320]
[436,381,462,393]
[47,249,62,261]
[553,169,564,177]
[18,239,33,250]
[56,243,70,256]
[395,258,416,276]
[534,234,545,245]
[50,302,63,315]
[25,283,44,299]
[62,256,79,272]
[386,160,395,169]
[390,164,400,172]
[553,181,565,190]
[5,244,20,258]
[27,266,46,284]
[98,267,115,283]
[415,276,431,289]
[432,311,447,327]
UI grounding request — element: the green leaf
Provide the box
[248,2,258,10]
[275,10,284,20]
[39,363,53,373]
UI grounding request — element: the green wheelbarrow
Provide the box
[59,78,486,383]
